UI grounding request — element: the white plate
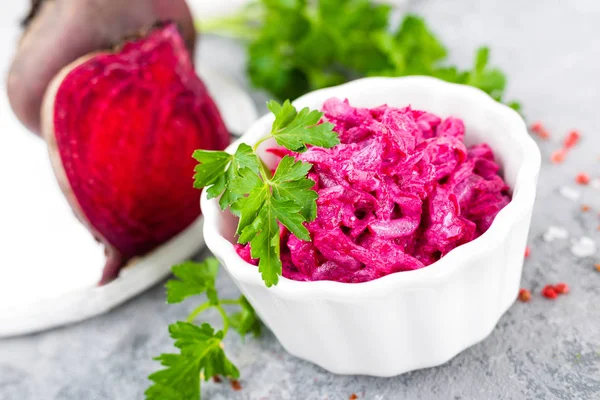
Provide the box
[0,219,204,338]
[0,63,249,337]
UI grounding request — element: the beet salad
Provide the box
[237,98,511,283]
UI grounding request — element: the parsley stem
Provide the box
[252,135,270,152]
[220,299,240,306]
[256,154,272,181]
[186,301,211,323]
[216,305,230,335]
[186,300,237,330]
[195,3,263,40]
[252,135,274,181]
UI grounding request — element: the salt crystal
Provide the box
[570,236,597,258]
[589,178,600,190]
[543,226,569,242]
[559,186,581,201]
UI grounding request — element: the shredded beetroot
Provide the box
[237,99,512,283]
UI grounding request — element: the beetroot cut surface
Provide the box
[46,23,229,284]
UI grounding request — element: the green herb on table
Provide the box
[148,102,336,398]
[192,100,339,287]
[146,258,260,400]
[199,0,521,112]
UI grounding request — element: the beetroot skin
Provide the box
[238,99,511,283]
[8,0,195,134]
[42,23,229,284]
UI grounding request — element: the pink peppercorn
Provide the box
[542,285,558,299]
[518,289,531,302]
[554,282,569,294]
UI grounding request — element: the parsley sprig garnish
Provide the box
[146,258,260,400]
[192,100,339,287]
[199,0,521,112]
[148,102,337,398]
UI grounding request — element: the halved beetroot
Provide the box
[42,23,230,284]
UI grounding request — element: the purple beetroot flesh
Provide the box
[42,23,229,284]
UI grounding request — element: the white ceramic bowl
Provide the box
[201,76,541,377]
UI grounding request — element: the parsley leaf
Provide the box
[193,101,338,287]
[232,155,319,286]
[148,258,262,399]
[234,182,268,237]
[250,204,281,286]
[192,151,231,189]
[270,197,309,240]
[465,46,507,101]
[271,155,317,220]
[272,177,317,221]
[200,1,520,112]
[166,259,219,304]
[146,322,239,400]
[229,296,262,338]
[193,143,260,212]
[379,15,447,76]
[268,100,339,152]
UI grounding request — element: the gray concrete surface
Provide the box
[1,0,600,399]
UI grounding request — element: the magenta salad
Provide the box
[196,98,511,285]
[235,99,510,282]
